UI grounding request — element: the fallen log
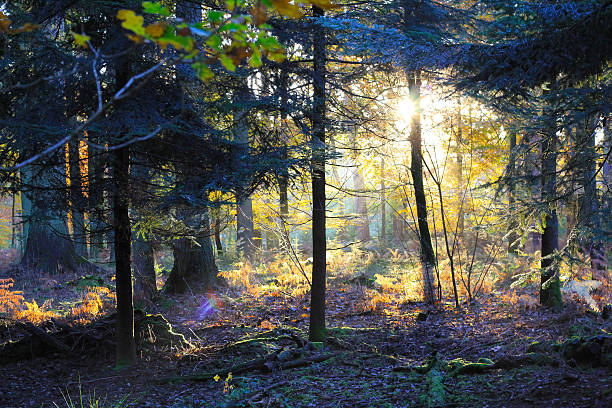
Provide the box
[161,352,337,383]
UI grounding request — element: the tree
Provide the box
[539,125,562,309]
[408,71,437,304]
[309,5,327,342]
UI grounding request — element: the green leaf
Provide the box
[257,36,282,51]
[206,34,222,51]
[192,62,214,81]
[248,47,262,67]
[142,1,171,17]
[219,22,244,33]
[219,54,236,71]
[207,10,225,23]
[267,51,285,62]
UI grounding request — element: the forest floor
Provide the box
[1,253,611,408]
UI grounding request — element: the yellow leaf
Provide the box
[270,0,303,18]
[117,9,146,36]
[145,22,166,38]
[71,31,91,48]
[126,34,144,43]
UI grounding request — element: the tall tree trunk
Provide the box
[309,5,327,342]
[454,102,464,236]
[507,132,519,255]
[68,139,88,258]
[87,141,107,260]
[233,84,255,258]
[380,159,386,243]
[539,131,562,309]
[113,144,136,367]
[113,49,136,367]
[408,71,436,304]
[577,119,604,273]
[351,130,370,243]
[278,65,290,227]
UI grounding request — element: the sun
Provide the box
[395,96,415,131]
[393,93,445,156]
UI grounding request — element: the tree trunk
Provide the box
[165,207,219,293]
[19,167,83,275]
[507,132,519,255]
[113,143,136,367]
[87,140,107,260]
[130,157,156,302]
[408,71,437,304]
[309,5,327,342]
[234,85,255,259]
[539,131,562,309]
[349,129,370,243]
[68,139,88,258]
[380,159,386,243]
[113,47,136,367]
[132,233,156,302]
[577,119,604,273]
[213,209,223,255]
[454,103,464,236]
[278,65,290,227]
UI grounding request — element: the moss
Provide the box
[426,366,445,407]
[448,358,494,376]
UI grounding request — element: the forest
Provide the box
[0,0,611,407]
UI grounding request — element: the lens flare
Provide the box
[196,290,222,320]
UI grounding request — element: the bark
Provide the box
[408,71,437,304]
[234,85,255,258]
[577,120,604,273]
[507,132,519,255]
[131,159,157,302]
[113,49,136,367]
[87,141,107,259]
[165,207,218,294]
[132,234,156,302]
[278,65,290,225]
[539,132,562,309]
[454,103,464,236]
[213,209,223,255]
[19,167,83,275]
[253,228,263,250]
[68,139,88,258]
[309,5,327,342]
[380,159,386,243]
[113,144,136,367]
[352,157,370,242]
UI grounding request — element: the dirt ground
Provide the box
[1,265,612,408]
